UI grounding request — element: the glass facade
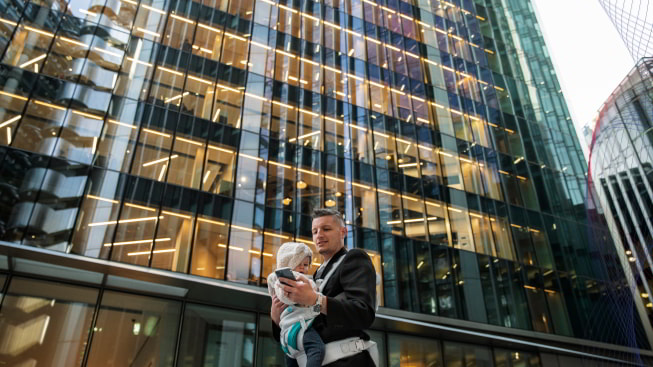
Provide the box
[0,0,649,361]
[599,0,653,62]
[589,57,653,328]
[0,274,631,366]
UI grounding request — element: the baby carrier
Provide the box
[284,252,380,367]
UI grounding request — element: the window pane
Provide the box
[71,169,125,258]
[388,333,441,367]
[86,291,181,366]
[191,215,229,279]
[494,348,541,367]
[443,341,493,367]
[0,277,98,367]
[255,315,285,367]
[178,303,256,367]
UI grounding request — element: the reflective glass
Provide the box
[388,333,441,367]
[86,291,181,366]
[0,277,98,367]
[178,303,256,366]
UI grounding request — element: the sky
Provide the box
[531,0,634,157]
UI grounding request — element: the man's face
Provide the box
[312,215,346,259]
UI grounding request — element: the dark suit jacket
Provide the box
[273,247,377,344]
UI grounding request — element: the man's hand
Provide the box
[270,295,287,325]
[280,274,319,307]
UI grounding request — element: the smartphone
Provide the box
[275,267,297,281]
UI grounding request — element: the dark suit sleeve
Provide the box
[272,319,281,342]
[324,249,376,330]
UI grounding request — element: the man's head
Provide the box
[311,208,347,260]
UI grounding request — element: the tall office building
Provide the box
[589,57,653,332]
[0,0,649,365]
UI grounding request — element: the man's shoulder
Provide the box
[342,248,374,268]
[345,248,372,260]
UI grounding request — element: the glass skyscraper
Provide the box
[0,0,650,365]
[589,57,653,331]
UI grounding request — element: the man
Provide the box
[270,208,377,366]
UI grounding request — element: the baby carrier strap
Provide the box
[317,251,347,293]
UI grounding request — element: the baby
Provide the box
[267,242,325,367]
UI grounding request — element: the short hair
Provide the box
[311,208,345,227]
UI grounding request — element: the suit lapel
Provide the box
[316,248,347,294]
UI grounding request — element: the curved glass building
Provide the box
[589,57,653,332]
[0,0,650,365]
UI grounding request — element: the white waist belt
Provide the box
[296,337,379,367]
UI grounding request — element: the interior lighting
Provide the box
[128,248,176,256]
[135,27,161,38]
[124,203,157,212]
[325,199,336,207]
[351,182,371,190]
[170,13,194,24]
[23,26,54,37]
[0,115,21,128]
[157,164,167,181]
[142,154,178,167]
[197,217,226,226]
[72,110,103,120]
[283,197,292,205]
[275,49,295,58]
[34,100,66,111]
[296,180,308,189]
[239,153,263,161]
[19,54,46,68]
[218,244,244,251]
[197,23,221,33]
[161,210,192,219]
[263,231,289,240]
[398,163,418,168]
[103,238,171,247]
[0,17,18,26]
[207,145,233,154]
[164,91,189,103]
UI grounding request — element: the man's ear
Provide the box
[340,225,347,239]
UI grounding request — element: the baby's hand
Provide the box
[295,273,311,284]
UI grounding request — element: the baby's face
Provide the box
[293,256,311,274]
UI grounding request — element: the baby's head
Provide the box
[276,242,313,275]
[293,256,311,274]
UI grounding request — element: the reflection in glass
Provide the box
[0,277,98,367]
[178,303,256,367]
[86,291,181,366]
[255,315,285,367]
[388,333,441,367]
[444,341,493,367]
